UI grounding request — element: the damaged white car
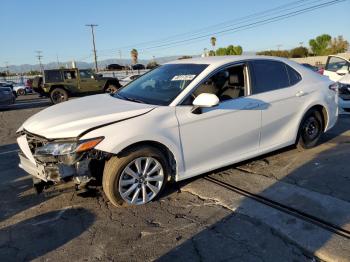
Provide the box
[17,56,338,206]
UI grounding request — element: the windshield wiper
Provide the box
[115,93,147,104]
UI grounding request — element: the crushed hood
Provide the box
[20,94,156,139]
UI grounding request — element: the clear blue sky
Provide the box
[0,0,349,65]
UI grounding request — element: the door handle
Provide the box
[244,102,259,109]
[295,90,306,97]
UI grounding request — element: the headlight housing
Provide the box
[35,137,104,157]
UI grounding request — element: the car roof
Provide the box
[165,55,292,67]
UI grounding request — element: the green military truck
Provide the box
[32,68,121,104]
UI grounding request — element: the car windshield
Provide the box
[114,63,208,105]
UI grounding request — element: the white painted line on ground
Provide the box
[0,149,19,155]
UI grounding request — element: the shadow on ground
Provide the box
[0,208,95,261]
[158,115,350,261]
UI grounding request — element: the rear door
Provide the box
[63,70,78,90]
[324,56,350,81]
[249,60,304,149]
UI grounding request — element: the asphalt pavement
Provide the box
[0,94,349,261]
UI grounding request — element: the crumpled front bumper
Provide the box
[17,133,91,185]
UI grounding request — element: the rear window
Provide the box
[286,65,302,86]
[44,70,63,83]
[251,60,290,94]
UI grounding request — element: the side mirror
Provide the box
[336,68,349,76]
[192,93,219,113]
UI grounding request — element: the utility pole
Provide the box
[86,24,98,72]
[4,61,9,76]
[35,51,44,72]
[56,54,60,68]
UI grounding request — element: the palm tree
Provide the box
[210,37,217,53]
[130,49,138,65]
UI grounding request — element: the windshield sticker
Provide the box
[171,75,196,81]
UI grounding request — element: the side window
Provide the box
[80,70,92,78]
[286,65,302,86]
[184,64,246,105]
[325,56,350,72]
[63,71,76,80]
[251,60,289,94]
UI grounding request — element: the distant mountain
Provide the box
[0,55,188,73]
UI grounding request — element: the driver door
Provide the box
[79,70,100,92]
[175,63,261,179]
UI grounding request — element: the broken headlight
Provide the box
[34,137,104,165]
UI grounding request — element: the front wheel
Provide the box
[50,88,68,104]
[17,89,26,96]
[296,109,323,150]
[103,146,168,206]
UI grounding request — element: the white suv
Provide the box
[17,56,338,206]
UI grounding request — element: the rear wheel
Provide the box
[105,84,118,94]
[297,109,323,150]
[50,88,68,104]
[103,146,168,207]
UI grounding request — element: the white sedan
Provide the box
[17,56,338,206]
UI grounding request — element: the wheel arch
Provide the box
[115,140,178,181]
[49,85,70,95]
[103,80,121,91]
[294,103,329,144]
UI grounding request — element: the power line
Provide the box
[139,0,346,52]
[86,24,99,71]
[77,0,346,61]
[97,0,325,55]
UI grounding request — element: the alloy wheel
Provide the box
[118,157,164,205]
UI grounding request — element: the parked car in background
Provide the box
[17,56,338,207]
[323,55,350,81]
[336,73,350,112]
[0,81,17,97]
[119,74,140,86]
[13,84,33,96]
[106,64,124,70]
[35,68,121,104]
[0,86,16,107]
[131,64,145,70]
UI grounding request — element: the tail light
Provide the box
[318,68,324,75]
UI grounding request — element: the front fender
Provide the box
[80,107,185,178]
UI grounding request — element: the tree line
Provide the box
[257,34,349,58]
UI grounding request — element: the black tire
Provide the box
[17,89,26,96]
[50,88,68,104]
[105,84,118,94]
[296,109,323,150]
[102,146,169,207]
